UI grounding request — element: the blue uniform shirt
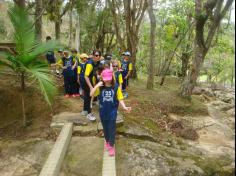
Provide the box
[99,84,119,120]
[46,51,56,64]
[62,57,74,77]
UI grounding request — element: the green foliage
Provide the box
[204,24,235,84]
[0,5,61,105]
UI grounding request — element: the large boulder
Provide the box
[192,87,214,97]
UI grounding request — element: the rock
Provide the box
[73,125,98,136]
[51,112,91,130]
[213,91,235,104]
[219,104,235,112]
[226,108,235,117]
[193,87,214,97]
[192,87,202,95]
[178,128,199,140]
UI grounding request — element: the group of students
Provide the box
[46,43,132,156]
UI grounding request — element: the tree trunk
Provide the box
[35,0,43,41]
[21,93,26,127]
[21,72,25,91]
[75,13,80,52]
[124,0,148,79]
[147,0,156,89]
[55,20,61,40]
[68,7,73,48]
[14,0,25,8]
[180,44,206,98]
[180,52,190,77]
[20,72,26,127]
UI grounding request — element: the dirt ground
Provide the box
[0,73,77,140]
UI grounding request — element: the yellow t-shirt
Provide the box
[85,64,93,77]
[129,63,133,71]
[77,66,82,74]
[92,76,100,96]
[117,87,124,100]
[113,72,123,85]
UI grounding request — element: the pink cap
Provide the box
[101,69,113,81]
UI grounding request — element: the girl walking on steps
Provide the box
[90,69,131,156]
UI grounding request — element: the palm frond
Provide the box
[0,52,19,70]
[8,6,36,59]
[27,40,62,64]
[25,62,57,105]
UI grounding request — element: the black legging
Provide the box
[82,84,91,113]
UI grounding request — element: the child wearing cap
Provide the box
[90,69,131,157]
[78,53,89,99]
[112,60,123,90]
[57,50,78,98]
[121,51,133,98]
[71,49,80,97]
[82,50,101,121]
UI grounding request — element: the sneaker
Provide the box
[64,94,70,98]
[109,147,115,156]
[74,94,80,97]
[105,142,111,151]
[72,94,77,98]
[81,111,88,116]
[87,113,96,121]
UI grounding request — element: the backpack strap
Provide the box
[62,57,66,66]
[114,83,119,101]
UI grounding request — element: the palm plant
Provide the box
[0,5,61,127]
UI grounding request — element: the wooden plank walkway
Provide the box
[102,146,116,176]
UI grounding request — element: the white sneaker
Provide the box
[87,113,96,121]
[81,111,88,116]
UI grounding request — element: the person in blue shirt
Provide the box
[81,50,101,121]
[45,36,56,65]
[121,51,133,98]
[57,50,77,98]
[90,69,131,156]
[71,49,80,97]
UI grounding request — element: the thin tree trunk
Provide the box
[55,20,61,40]
[68,7,73,48]
[20,72,26,127]
[147,0,156,89]
[21,93,26,127]
[21,72,25,91]
[75,13,80,52]
[35,0,43,41]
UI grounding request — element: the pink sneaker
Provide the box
[71,94,77,98]
[75,94,80,97]
[64,94,70,98]
[109,147,115,156]
[105,142,111,151]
